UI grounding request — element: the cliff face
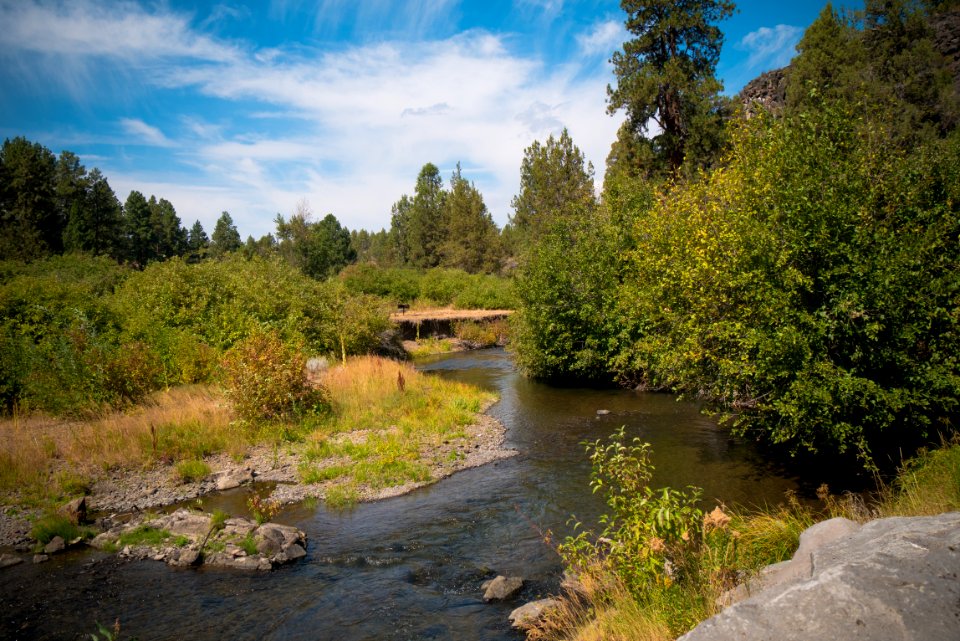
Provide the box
[736,66,789,116]
[932,10,960,94]
[737,10,960,115]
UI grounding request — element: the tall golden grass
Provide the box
[0,386,236,502]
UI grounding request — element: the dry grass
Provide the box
[529,569,673,641]
[0,386,238,502]
[299,356,496,498]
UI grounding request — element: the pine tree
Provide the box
[441,164,501,273]
[210,211,242,257]
[0,137,60,259]
[123,190,155,266]
[510,129,596,243]
[608,0,735,175]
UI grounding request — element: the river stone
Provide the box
[89,532,118,550]
[58,496,87,525]
[156,509,212,539]
[0,553,23,568]
[168,548,200,567]
[43,536,66,554]
[509,598,559,630]
[279,543,306,563]
[482,575,524,601]
[32,554,49,564]
[682,512,960,641]
[215,470,251,491]
[222,518,257,538]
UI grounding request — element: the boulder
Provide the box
[89,532,118,550]
[684,512,960,641]
[32,554,49,564]
[0,553,23,569]
[215,470,251,491]
[482,575,524,602]
[155,509,212,539]
[509,598,560,630]
[278,543,306,563]
[58,496,87,525]
[256,523,303,556]
[43,536,66,555]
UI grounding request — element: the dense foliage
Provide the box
[0,253,388,416]
[514,2,960,467]
[339,264,517,309]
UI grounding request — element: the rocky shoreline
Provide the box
[0,406,515,550]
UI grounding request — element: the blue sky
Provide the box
[0,0,846,239]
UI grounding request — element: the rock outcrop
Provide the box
[737,66,789,116]
[681,512,960,641]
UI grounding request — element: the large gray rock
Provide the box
[481,575,524,602]
[683,512,960,641]
[154,509,212,539]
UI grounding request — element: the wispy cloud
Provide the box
[576,19,625,57]
[0,1,238,62]
[737,24,802,71]
[119,119,175,147]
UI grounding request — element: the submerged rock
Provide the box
[0,553,23,569]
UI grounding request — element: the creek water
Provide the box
[1,349,803,641]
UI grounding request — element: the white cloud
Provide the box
[1,0,623,238]
[576,20,625,57]
[737,24,802,71]
[119,118,174,147]
[0,1,238,63]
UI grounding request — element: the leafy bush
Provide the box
[560,428,704,596]
[612,107,960,466]
[221,328,329,422]
[339,263,516,309]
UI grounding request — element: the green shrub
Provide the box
[30,514,81,544]
[221,328,329,422]
[174,459,211,483]
[560,428,704,596]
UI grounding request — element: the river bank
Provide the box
[0,356,517,550]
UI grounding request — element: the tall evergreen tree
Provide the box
[608,0,735,176]
[63,169,123,257]
[441,164,501,273]
[123,190,155,266]
[0,137,60,259]
[210,211,242,257]
[187,220,209,253]
[510,129,596,243]
[148,196,187,260]
[405,163,447,269]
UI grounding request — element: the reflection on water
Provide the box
[1,349,801,641]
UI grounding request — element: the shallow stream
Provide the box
[1,349,803,640]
